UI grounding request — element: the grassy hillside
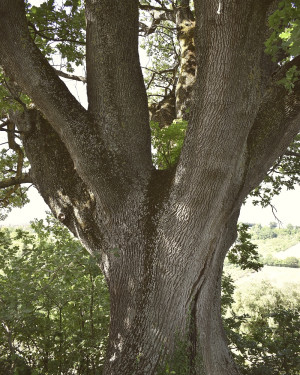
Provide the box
[224,222,300,286]
[249,223,300,255]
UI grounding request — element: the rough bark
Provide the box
[86,0,152,173]
[147,0,196,125]
[149,89,176,127]
[175,0,196,119]
[0,1,300,375]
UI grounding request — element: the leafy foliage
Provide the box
[242,307,300,375]
[0,67,32,219]
[150,120,187,168]
[222,222,300,374]
[222,224,262,328]
[140,19,178,100]
[0,216,109,375]
[0,69,32,116]
[250,134,300,207]
[26,0,85,72]
[265,0,300,62]
[277,64,300,91]
[221,274,236,314]
[1,219,299,374]
[0,148,30,220]
[247,223,300,267]
[227,224,263,271]
[250,222,300,240]
[265,1,300,91]
[263,254,300,267]
[227,281,300,375]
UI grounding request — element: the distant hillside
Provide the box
[248,223,300,256]
[224,223,300,289]
[276,242,300,259]
[247,223,300,268]
[0,223,31,230]
[234,265,300,288]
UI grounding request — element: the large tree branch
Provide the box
[240,56,300,201]
[0,1,86,132]
[170,0,272,227]
[54,69,86,83]
[0,174,32,189]
[0,0,133,209]
[86,0,152,175]
[15,109,105,258]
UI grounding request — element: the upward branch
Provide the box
[171,0,282,227]
[0,0,138,209]
[241,56,300,201]
[86,0,152,175]
[16,109,104,252]
[0,1,87,136]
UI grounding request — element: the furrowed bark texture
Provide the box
[86,0,152,174]
[0,0,300,374]
[148,1,196,125]
[175,0,196,120]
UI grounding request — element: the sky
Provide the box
[1,0,299,228]
[239,188,300,226]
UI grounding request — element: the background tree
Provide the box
[0,217,109,375]
[226,280,300,375]
[0,0,300,374]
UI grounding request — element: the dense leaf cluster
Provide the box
[225,281,300,375]
[0,69,31,218]
[150,120,187,168]
[227,224,263,272]
[0,217,109,375]
[222,224,300,374]
[265,0,300,62]
[26,0,85,71]
[265,0,300,91]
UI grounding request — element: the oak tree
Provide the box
[0,0,300,374]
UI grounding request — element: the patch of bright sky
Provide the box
[1,0,299,227]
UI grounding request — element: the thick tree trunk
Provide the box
[74,166,240,375]
[100,203,241,375]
